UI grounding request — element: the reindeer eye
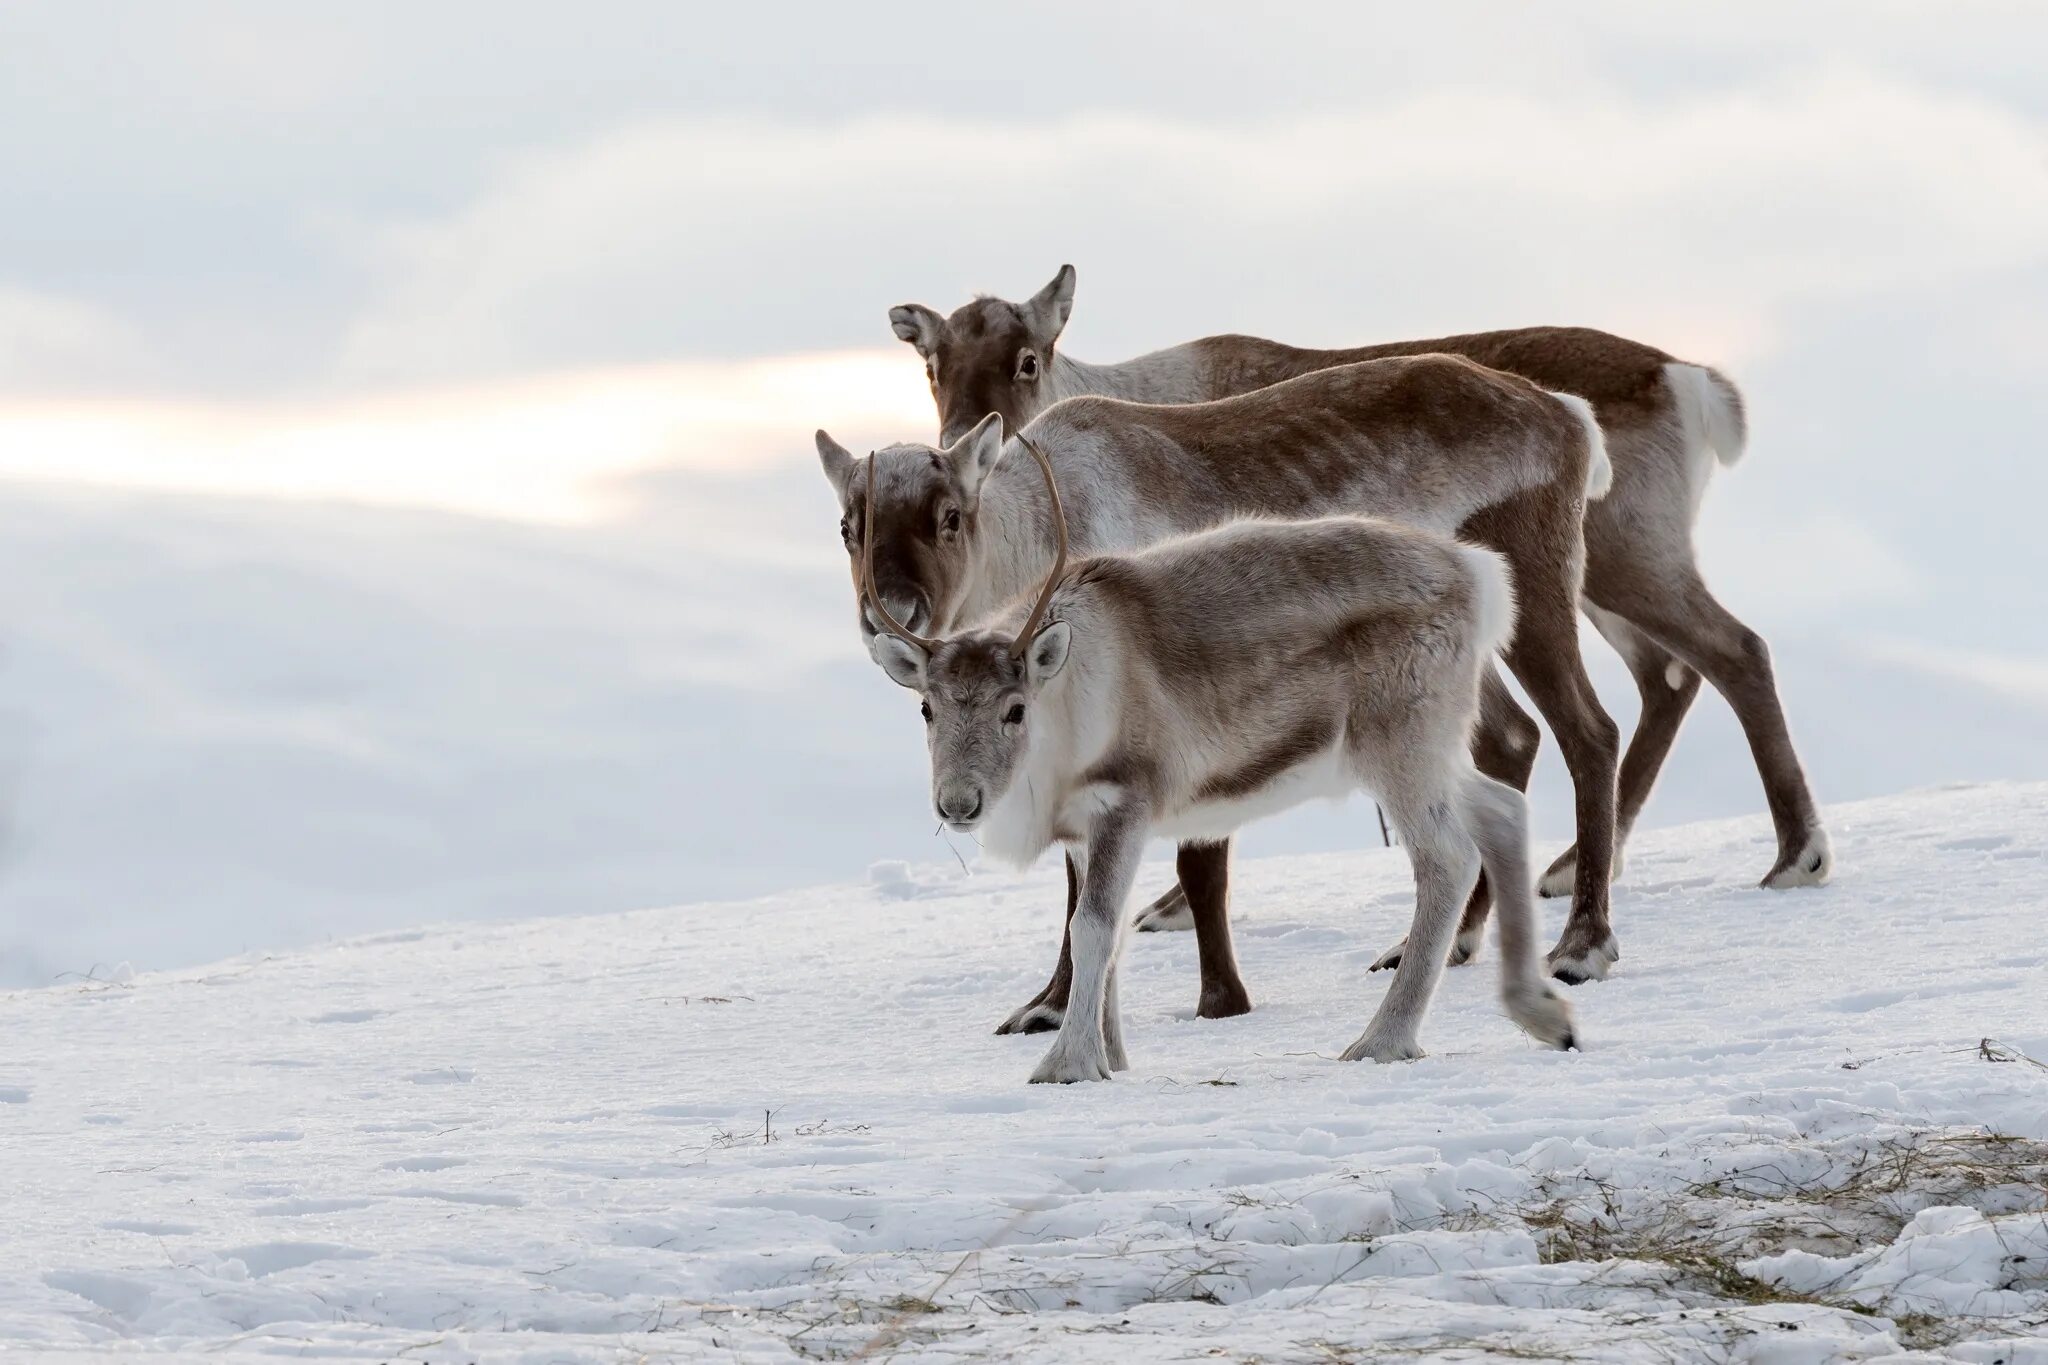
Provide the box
[1016,352,1040,381]
[1004,703,1025,725]
[920,700,933,723]
[941,508,961,537]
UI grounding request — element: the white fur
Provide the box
[1152,741,1355,843]
[1455,543,1519,661]
[1665,362,1748,471]
[1543,391,1612,501]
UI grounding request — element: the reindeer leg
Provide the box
[1178,840,1252,1019]
[1371,666,1539,972]
[1590,570,1830,891]
[1464,771,1576,1051]
[1344,782,1479,1063]
[1032,806,1146,1083]
[1539,609,1699,897]
[994,852,1078,1035]
[1502,555,1622,984]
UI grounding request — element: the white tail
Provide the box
[1457,542,1518,660]
[1665,362,1748,469]
[1544,390,1613,501]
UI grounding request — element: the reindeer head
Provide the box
[888,265,1075,446]
[855,434,1074,833]
[815,413,1010,643]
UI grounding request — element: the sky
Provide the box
[4,3,2047,983]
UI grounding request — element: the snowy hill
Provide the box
[5,783,2047,1361]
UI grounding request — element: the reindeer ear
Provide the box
[1024,265,1075,345]
[816,430,859,509]
[1025,620,1071,686]
[888,304,945,357]
[869,633,928,691]
[944,411,1007,504]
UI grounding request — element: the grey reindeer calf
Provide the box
[856,442,1578,1082]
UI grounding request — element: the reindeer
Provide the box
[819,354,1617,1036]
[858,439,1578,1082]
[888,266,1831,919]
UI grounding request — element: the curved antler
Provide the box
[1008,433,1069,660]
[861,454,940,653]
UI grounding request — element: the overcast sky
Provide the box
[3,3,2046,980]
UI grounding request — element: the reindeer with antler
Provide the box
[821,352,1616,1038]
[856,438,1577,1082]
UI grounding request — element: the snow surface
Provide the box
[5,783,2048,1362]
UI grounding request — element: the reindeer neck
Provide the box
[963,440,1105,630]
[1049,345,1206,407]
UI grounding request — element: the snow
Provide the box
[5,782,2047,1361]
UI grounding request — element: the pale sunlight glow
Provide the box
[0,349,932,523]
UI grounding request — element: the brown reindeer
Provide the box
[820,354,1617,1036]
[889,267,1831,914]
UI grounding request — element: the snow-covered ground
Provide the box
[6,782,2047,1362]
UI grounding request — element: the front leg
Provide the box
[1031,801,1147,1084]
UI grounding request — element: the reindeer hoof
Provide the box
[1761,829,1832,890]
[1370,925,1482,973]
[1546,931,1619,985]
[1134,902,1195,932]
[995,1001,1063,1035]
[1340,1030,1424,1063]
[1030,1042,1115,1083]
[1506,984,1579,1051]
[1196,983,1253,1019]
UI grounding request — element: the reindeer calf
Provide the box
[860,445,1577,1082]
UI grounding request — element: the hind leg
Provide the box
[1344,784,1481,1063]
[1132,882,1192,932]
[1539,607,1703,896]
[1179,840,1253,1019]
[1371,667,1538,972]
[1503,584,1623,984]
[995,852,1079,1035]
[1588,568,1830,889]
[1465,772,1577,1050]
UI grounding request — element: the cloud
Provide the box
[1857,636,2048,711]
[336,71,2048,384]
[0,286,152,390]
[0,350,928,523]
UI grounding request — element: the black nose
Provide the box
[938,791,982,822]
